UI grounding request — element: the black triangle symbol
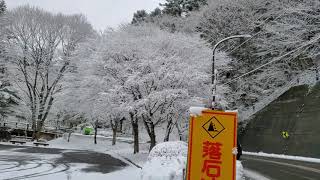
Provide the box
[208,122,216,131]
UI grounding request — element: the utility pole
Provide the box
[211,35,252,109]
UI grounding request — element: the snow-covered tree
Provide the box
[105,91,127,145]
[54,35,110,144]
[3,6,93,139]
[99,25,226,151]
[147,0,319,114]
[196,0,320,111]
[57,21,231,153]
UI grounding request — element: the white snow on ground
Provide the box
[54,135,245,180]
[244,151,320,164]
[0,148,116,180]
[23,163,113,180]
[100,167,142,180]
[0,133,148,179]
[50,133,150,165]
[1,134,246,180]
[0,140,143,180]
[50,133,134,152]
[236,161,245,180]
[244,169,271,180]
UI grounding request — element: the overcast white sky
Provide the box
[6,0,164,30]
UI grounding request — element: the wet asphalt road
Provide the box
[0,144,127,179]
[242,154,320,180]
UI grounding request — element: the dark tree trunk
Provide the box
[31,107,37,140]
[164,131,170,142]
[68,132,72,142]
[175,123,183,141]
[149,123,156,152]
[34,96,54,141]
[142,115,157,152]
[35,120,44,141]
[130,112,139,154]
[94,119,99,144]
[112,127,117,145]
[111,119,118,146]
[118,118,124,133]
[132,122,139,154]
[164,119,174,142]
[94,126,98,144]
[32,130,36,140]
[67,123,73,142]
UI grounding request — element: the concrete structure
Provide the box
[240,82,320,158]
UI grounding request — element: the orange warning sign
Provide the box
[187,110,237,180]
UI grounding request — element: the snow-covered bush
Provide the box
[141,141,245,180]
[141,141,188,180]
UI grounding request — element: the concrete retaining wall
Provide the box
[240,82,320,158]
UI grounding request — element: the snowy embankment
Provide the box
[244,151,320,164]
[244,169,271,180]
[50,133,134,151]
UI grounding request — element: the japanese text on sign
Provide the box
[201,141,223,180]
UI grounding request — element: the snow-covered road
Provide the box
[0,144,141,180]
[242,154,320,180]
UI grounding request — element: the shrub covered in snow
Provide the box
[141,141,245,180]
[147,141,188,160]
[141,141,188,180]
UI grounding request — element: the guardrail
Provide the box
[0,122,29,130]
[0,121,68,135]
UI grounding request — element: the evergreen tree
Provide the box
[182,0,207,11]
[161,0,207,16]
[0,0,6,15]
[131,10,149,24]
[150,7,162,17]
[161,0,183,16]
